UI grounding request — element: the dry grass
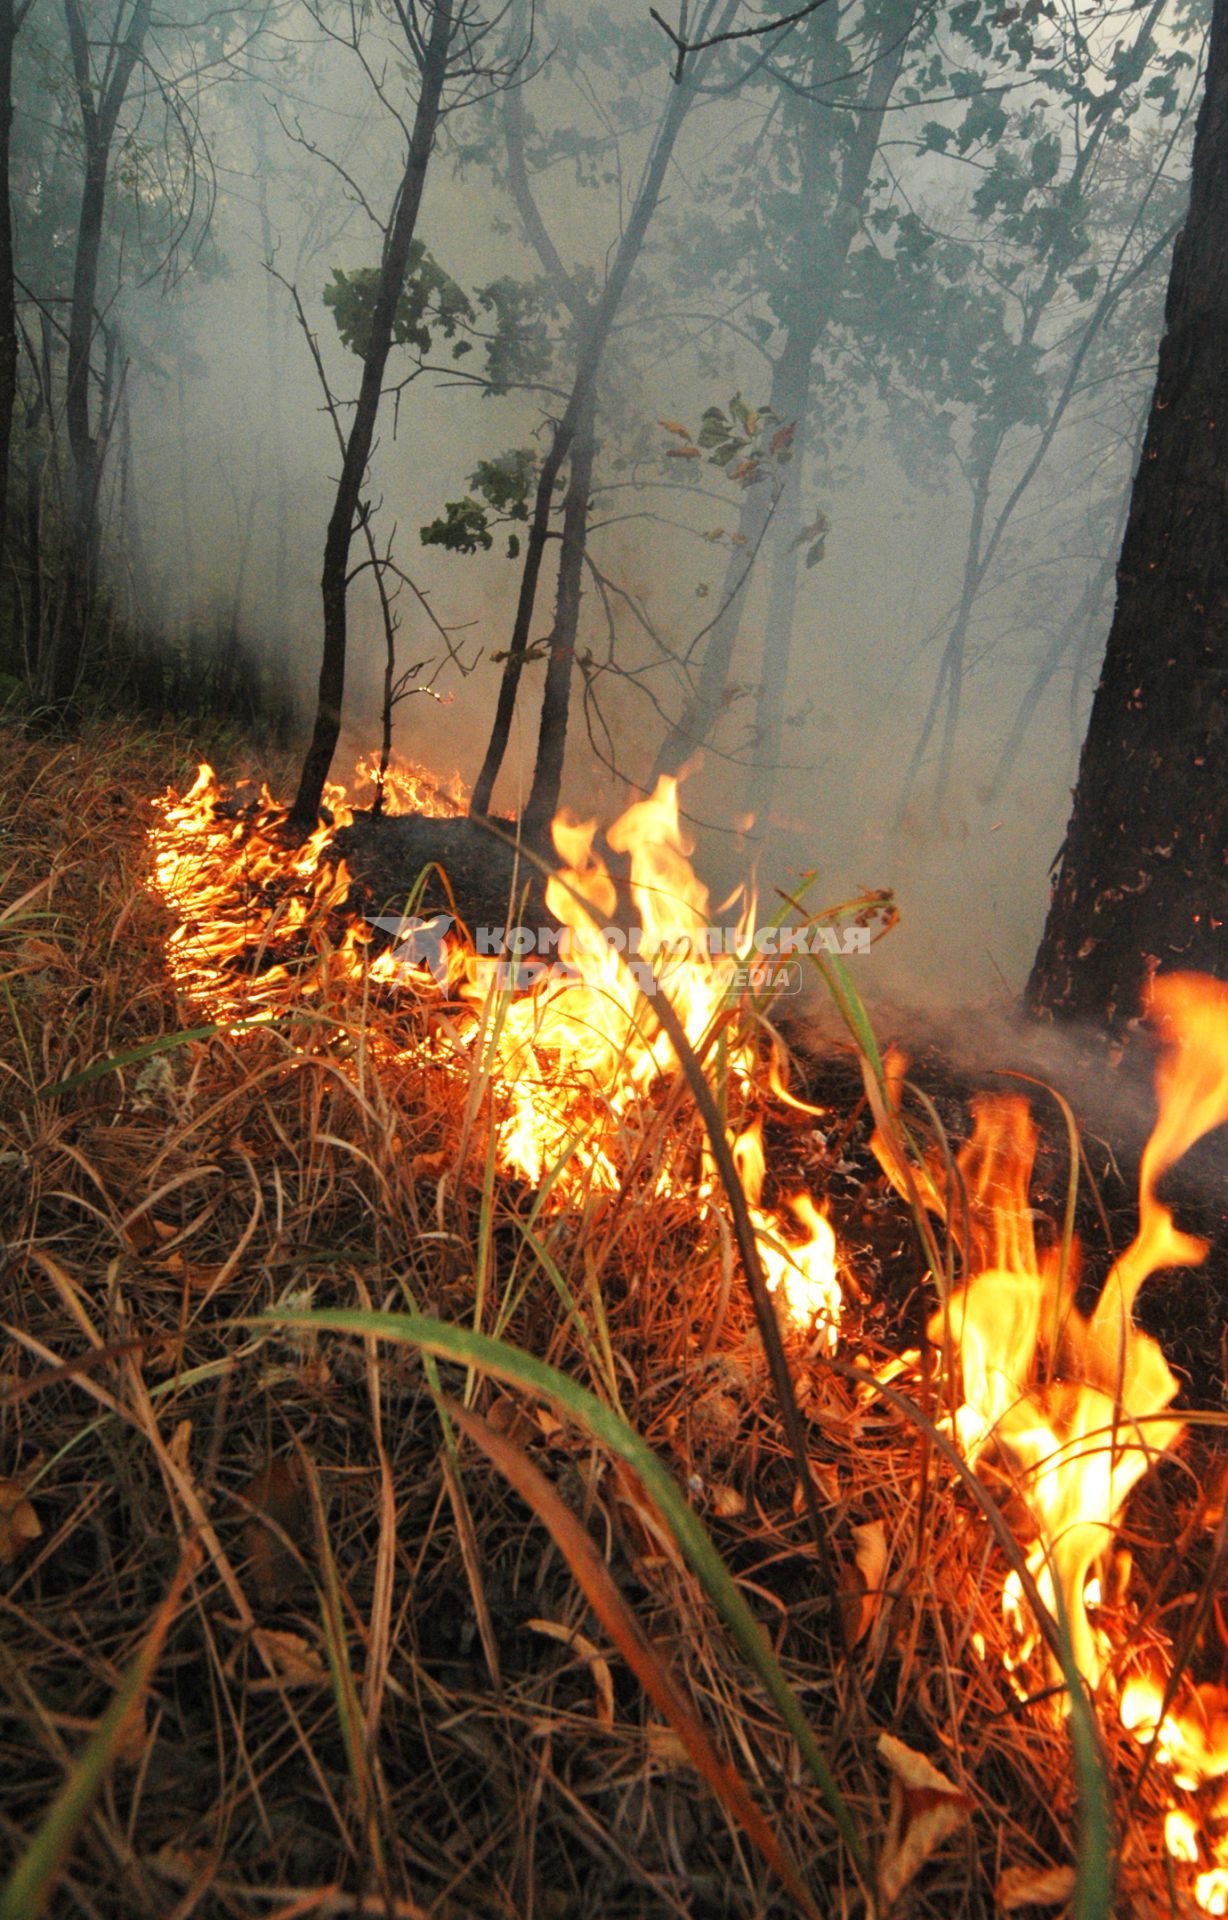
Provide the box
[0,716,1210,1918]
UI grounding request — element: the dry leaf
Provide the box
[533,1406,563,1442]
[182,1264,226,1292]
[644,1721,691,1768]
[239,1456,309,1608]
[0,1477,41,1565]
[528,1618,614,1729]
[877,1731,973,1910]
[486,1394,534,1446]
[998,1864,1076,1911]
[841,1520,889,1648]
[247,1628,328,1688]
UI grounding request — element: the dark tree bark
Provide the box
[1026,0,1228,1032]
[289,0,455,829]
[520,388,596,848]
[38,0,151,711]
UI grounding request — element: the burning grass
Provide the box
[1,715,1226,1918]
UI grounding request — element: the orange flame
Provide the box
[873,974,1228,1906]
[148,760,841,1341]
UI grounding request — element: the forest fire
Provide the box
[873,974,1228,1909]
[148,757,843,1339]
[147,757,1228,1905]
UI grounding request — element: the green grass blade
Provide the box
[0,1547,195,1920]
[35,1024,229,1099]
[253,1304,871,1886]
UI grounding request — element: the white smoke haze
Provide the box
[73,0,1198,1014]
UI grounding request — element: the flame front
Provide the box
[873,975,1228,1906]
[148,760,841,1342]
[149,755,1228,1899]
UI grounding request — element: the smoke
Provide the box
[98,0,1185,1011]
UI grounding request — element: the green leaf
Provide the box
[419,497,494,555]
[323,244,472,360]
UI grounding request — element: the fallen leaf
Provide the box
[841,1519,889,1648]
[533,1406,563,1442]
[877,1731,973,1910]
[0,1477,41,1565]
[998,1863,1076,1910]
[528,1617,614,1728]
[645,1721,691,1768]
[239,1456,309,1608]
[247,1627,328,1688]
[658,419,693,438]
[486,1394,534,1446]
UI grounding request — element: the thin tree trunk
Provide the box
[0,0,20,580]
[521,389,596,848]
[985,550,1116,807]
[18,315,47,678]
[175,351,197,625]
[117,350,151,619]
[1027,0,1228,1030]
[255,113,289,609]
[654,8,910,787]
[742,407,806,829]
[39,0,151,709]
[469,4,737,820]
[901,0,1173,810]
[652,361,796,785]
[984,408,1143,808]
[290,0,455,829]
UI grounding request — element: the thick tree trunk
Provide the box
[289,0,454,829]
[520,391,596,849]
[1026,0,1228,1031]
